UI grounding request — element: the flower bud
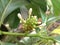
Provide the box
[29,8,32,16]
[17,13,26,23]
[34,16,37,19]
[18,13,22,19]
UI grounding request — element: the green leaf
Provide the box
[30,0,47,12]
[0,0,27,26]
[53,35,60,44]
[26,0,47,18]
[4,9,20,28]
[40,10,47,23]
[46,15,60,26]
[52,0,60,16]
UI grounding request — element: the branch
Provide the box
[0,30,56,42]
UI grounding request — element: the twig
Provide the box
[0,30,56,42]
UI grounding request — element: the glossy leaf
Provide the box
[0,0,27,26]
[4,9,20,28]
